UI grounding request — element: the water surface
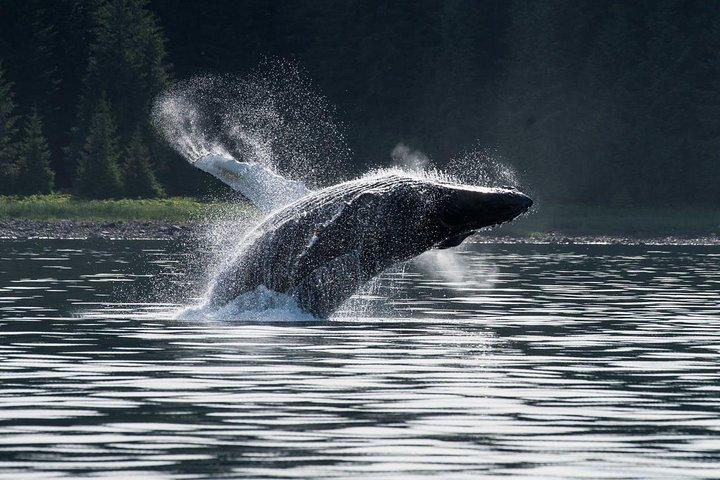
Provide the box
[1,239,719,479]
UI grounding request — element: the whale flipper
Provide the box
[194,154,311,212]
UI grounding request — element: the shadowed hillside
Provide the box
[0,0,717,207]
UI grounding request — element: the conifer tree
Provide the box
[75,95,124,199]
[72,0,171,181]
[0,1,60,154]
[0,62,19,194]
[18,109,54,195]
[123,130,164,198]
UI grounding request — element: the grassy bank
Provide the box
[0,194,254,222]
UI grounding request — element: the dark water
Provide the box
[1,239,719,479]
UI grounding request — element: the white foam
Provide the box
[176,285,316,323]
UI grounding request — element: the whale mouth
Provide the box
[438,187,533,232]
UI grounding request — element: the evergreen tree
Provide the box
[83,0,170,134]
[0,61,18,194]
[0,0,716,206]
[75,95,124,199]
[17,109,54,195]
[72,0,171,187]
[0,2,59,113]
[0,1,65,187]
[123,129,164,198]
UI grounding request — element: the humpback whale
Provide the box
[202,161,533,318]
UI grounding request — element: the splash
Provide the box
[391,143,433,173]
[177,285,315,323]
[387,142,521,190]
[151,63,530,320]
[413,248,499,287]
[447,144,521,188]
[152,60,351,189]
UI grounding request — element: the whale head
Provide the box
[432,184,533,248]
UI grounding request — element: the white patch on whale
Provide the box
[194,153,311,212]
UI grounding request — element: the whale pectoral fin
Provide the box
[291,251,369,318]
[193,153,311,211]
[294,191,384,281]
[346,190,385,213]
[436,230,475,249]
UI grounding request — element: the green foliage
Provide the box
[123,129,164,198]
[75,95,124,199]
[0,193,253,221]
[17,109,54,194]
[0,61,19,194]
[0,1,68,188]
[1,0,720,208]
[75,0,170,166]
[0,2,59,114]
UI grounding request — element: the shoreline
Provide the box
[0,219,197,241]
[0,219,718,245]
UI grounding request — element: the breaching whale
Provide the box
[201,158,533,318]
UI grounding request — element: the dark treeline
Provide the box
[0,0,717,205]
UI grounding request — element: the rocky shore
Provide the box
[0,219,198,240]
[0,218,718,245]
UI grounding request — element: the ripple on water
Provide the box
[0,240,718,479]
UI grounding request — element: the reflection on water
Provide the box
[0,239,719,479]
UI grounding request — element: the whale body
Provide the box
[206,171,532,318]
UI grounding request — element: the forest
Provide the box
[0,0,717,206]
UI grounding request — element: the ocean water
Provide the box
[0,238,718,479]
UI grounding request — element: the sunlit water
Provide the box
[1,239,719,479]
